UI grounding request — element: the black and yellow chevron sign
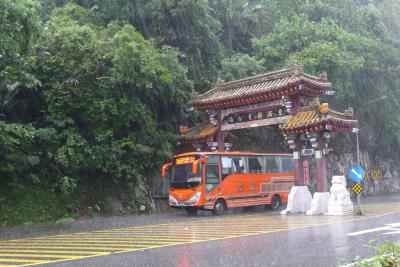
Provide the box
[352,183,363,195]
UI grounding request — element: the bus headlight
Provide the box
[169,194,177,203]
[186,192,201,204]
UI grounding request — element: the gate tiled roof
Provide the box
[179,122,218,143]
[280,107,357,134]
[191,63,332,110]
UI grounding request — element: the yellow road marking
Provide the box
[18,236,210,240]
[15,245,175,267]
[85,229,289,234]
[0,254,87,259]
[13,232,229,238]
[97,227,291,231]
[0,246,151,250]
[0,203,398,267]
[81,229,267,235]
[85,233,240,237]
[36,237,226,241]
[34,235,219,240]
[0,259,48,263]
[0,250,102,255]
[0,241,187,247]
[5,230,267,240]
[35,233,244,239]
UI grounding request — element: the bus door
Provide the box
[204,155,220,197]
[205,164,220,195]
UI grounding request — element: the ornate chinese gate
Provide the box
[179,62,357,206]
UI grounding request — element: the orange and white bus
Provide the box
[162,151,294,215]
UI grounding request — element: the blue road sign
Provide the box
[349,165,365,182]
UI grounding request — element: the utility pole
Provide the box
[352,127,361,215]
[352,95,388,215]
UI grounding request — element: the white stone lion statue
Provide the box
[329,175,351,204]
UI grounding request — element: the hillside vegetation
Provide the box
[1,0,400,225]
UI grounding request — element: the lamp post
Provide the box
[352,95,388,215]
[352,127,361,215]
[352,128,360,166]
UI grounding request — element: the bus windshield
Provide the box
[172,163,202,189]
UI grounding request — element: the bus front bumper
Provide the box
[169,192,201,207]
[169,201,198,207]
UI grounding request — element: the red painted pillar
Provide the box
[216,130,224,152]
[216,110,224,152]
[315,150,328,192]
[288,99,304,186]
[293,151,304,186]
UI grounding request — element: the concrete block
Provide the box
[306,192,330,215]
[281,186,312,215]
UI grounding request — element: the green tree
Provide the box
[136,0,222,91]
[219,53,265,81]
[377,0,400,41]
[252,14,400,157]
[34,4,193,211]
[0,0,42,121]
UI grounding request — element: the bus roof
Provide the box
[174,151,292,158]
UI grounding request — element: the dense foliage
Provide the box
[1,0,400,225]
[344,240,400,266]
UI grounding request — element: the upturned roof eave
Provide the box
[190,69,331,110]
[179,122,218,142]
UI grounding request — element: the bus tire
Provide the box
[184,206,198,216]
[212,199,226,216]
[270,195,282,210]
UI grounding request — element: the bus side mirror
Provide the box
[161,163,172,178]
[192,158,207,175]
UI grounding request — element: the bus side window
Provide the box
[221,156,232,180]
[232,156,246,174]
[265,156,280,173]
[207,155,219,164]
[206,165,219,193]
[248,157,263,173]
[259,156,266,173]
[281,156,293,173]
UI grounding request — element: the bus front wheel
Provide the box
[212,199,226,216]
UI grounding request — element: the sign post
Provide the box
[349,165,365,215]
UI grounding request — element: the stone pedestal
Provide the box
[306,192,330,215]
[325,202,353,215]
[281,186,312,215]
[325,175,354,216]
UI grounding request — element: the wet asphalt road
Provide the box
[0,194,400,267]
[44,212,400,267]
